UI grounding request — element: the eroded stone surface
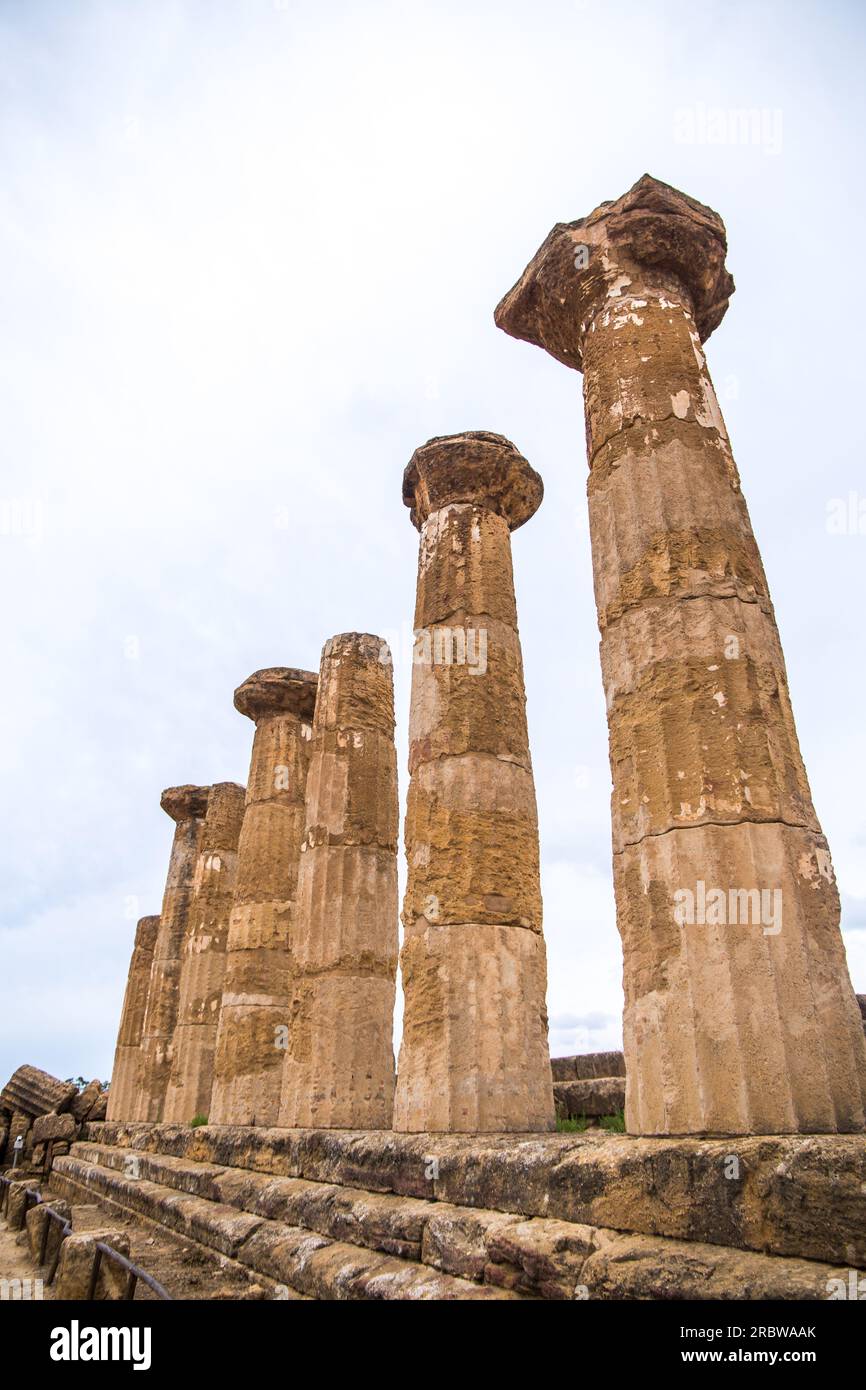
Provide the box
[279,634,398,1129]
[394,432,555,1134]
[210,669,317,1126]
[0,1065,77,1119]
[133,787,209,1122]
[163,783,246,1123]
[107,917,160,1122]
[494,174,866,1136]
[54,1133,866,1301]
[551,1051,626,1082]
[554,1077,626,1120]
[54,1230,131,1300]
[81,1123,866,1269]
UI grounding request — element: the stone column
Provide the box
[393,431,555,1133]
[162,782,246,1123]
[131,786,209,1122]
[105,915,160,1122]
[278,633,399,1128]
[210,668,317,1126]
[495,174,866,1135]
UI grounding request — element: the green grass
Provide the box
[556,1114,589,1132]
[190,1114,209,1128]
[556,1110,626,1134]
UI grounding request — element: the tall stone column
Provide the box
[210,668,317,1126]
[131,786,209,1122]
[106,915,160,1122]
[163,782,246,1123]
[279,633,399,1128]
[495,174,866,1135]
[393,431,555,1133]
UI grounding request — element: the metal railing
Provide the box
[0,1172,171,1299]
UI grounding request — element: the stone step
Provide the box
[84,1120,866,1270]
[554,1078,625,1119]
[50,1153,524,1301]
[53,1141,863,1301]
[551,1051,626,1082]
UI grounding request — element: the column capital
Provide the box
[233,667,318,722]
[494,173,735,370]
[403,430,542,531]
[160,784,209,822]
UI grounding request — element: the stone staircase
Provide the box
[551,1052,627,1123]
[46,1121,866,1300]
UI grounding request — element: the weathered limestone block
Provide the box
[88,1091,108,1123]
[394,432,555,1133]
[26,1197,71,1264]
[5,1180,33,1229]
[550,1051,626,1082]
[54,1231,131,1300]
[32,1112,77,1144]
[71,1080,104,1124]
[402,755,541,929]
[601,596,816,849]
[107,916,160,1123]
[421,1205,519,1281]
[163,782,246,1123]
[398,920,554,1132]
[484,1218,596,1298]
[210,669,317,1126]
[553,1077,626,1119]
[495,173,866,1135]
[279,634,398,1129]
[0,1065,77,1118]
[615,821,865,1134]
[133,786,209,1122]
[580,1230,856,1302]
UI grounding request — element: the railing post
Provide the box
[86,1246,102,1301]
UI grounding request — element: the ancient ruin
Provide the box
[494,173,866,1135]
[393,432,555,1133]
[131,786,209,1123]
[279,633,399,1128]
[209,668,318,1126]
[4,175,865,1307]
[163,783,246,1123]
[105,916,159,1123]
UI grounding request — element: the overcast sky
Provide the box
[2,0,864,1084]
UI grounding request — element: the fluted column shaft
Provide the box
[163,782,246,1122]
[131,786,209,1122]
[394,431,555,1133]
[495,174,866,1135]
[278,633,399,1128]
[106,915,160,1122]
[210,668,317,1126]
